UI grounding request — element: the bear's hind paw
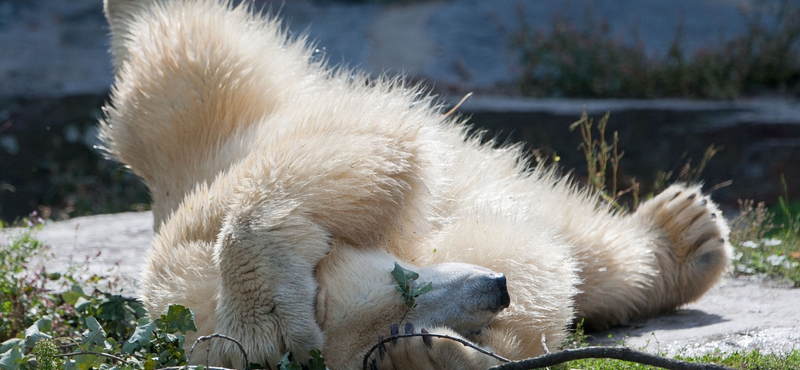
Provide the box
[635,184,733,305]
[640,185,731,262]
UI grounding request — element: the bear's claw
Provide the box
[371,324,502,370]
[390,323,399,344]
[421,328,432,348]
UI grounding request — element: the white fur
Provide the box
[99,1,733,369]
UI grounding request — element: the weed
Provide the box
[560,318,589,350]
[651,144,725,196]
[277,350,326,370]
[730,179,800,286]
[569,111,639,210]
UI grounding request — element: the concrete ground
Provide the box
[3,211,799,356]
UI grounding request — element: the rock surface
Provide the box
[2,211,152,292]
[3,211,799,356]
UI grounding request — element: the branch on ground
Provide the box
[361,332,735,370]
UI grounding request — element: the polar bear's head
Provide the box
[315,246,509,365]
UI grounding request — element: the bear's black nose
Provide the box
[489,273,511,312]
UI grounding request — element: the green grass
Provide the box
[553,321,800,369]
[545,350,800,370]
[511,0,800,99]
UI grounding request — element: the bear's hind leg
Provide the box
[574,184,732,330]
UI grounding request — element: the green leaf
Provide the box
[24,320,53,349]
[0,343,22,370]
[306,349,326,370]
[81,317,107,347]
[122,318,156,354]
[157,305,197,335]
[74,297,92,312]
[391,263,409,286]
[97,295,129,322]
[277,352,301,370]
[391,262,433,308]
[0,340,22,355]
[71,354,99,370]
[412,282,433,297]
[33,318,52,333]
[62,285,87,306]
[143,357,156,370]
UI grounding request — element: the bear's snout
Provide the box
[488,273,511,313]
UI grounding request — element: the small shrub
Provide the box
[511,1,800,99]
[0,221,189,370]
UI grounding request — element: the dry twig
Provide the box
[188,334,251,370]
[57,351,131,366]
[488,346,735,370]
[363,332,735,370]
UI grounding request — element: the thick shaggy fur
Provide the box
[99,0,733,369]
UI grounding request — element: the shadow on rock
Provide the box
[590,309,728,346]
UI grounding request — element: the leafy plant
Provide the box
[391,262,433,308]
[0,220,196,370]
[1,223,52,341]
[0,222,329,370]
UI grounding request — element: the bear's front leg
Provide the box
[370,324,503,370]
[212,195,331,369]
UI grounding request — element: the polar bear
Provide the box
[98,0,733,369]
